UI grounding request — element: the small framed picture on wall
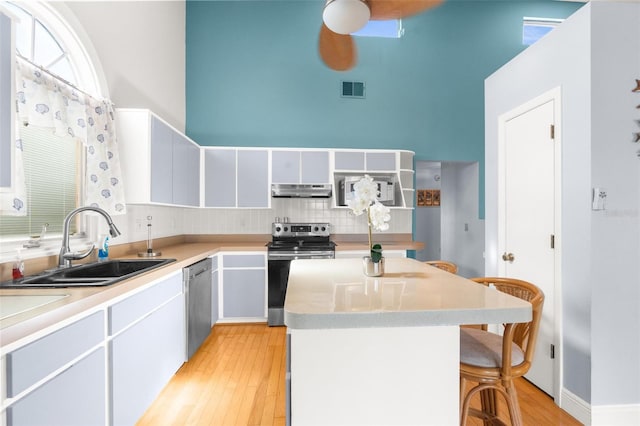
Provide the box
[417,189,440,207]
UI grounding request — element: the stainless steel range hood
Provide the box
[271,183,332,198]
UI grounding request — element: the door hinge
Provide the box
[550,234,555,249]
[550,344,555,359]
[550,124,555,140]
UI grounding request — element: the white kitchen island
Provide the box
[284,258,532,426]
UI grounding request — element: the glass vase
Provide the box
[363,256,385,277]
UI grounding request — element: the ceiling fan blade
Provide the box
[319,23,357,71]
[369,0,443,20]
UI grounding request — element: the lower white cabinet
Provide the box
[7,348,107,426]
[219,253,266,321]
[211,255,219,326]
[109,271,185,426]
[1,270,187,426]
[7,348,106,426]
[5,311,105,426]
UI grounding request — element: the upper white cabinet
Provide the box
[334,151,396,171]
[272,150,330,184]
[1,11,15,190]
[116,109,200,207]
[203,148,269,208]
[238,150,269,207]
[333,150,414,209]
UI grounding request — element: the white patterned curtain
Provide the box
[4,57,126,216]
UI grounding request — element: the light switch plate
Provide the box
[592,187,607,210]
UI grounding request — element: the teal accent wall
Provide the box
[186,0,583,215]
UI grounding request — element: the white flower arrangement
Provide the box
[347,175,391,263]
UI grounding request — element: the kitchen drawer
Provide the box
[7,348,106,426]
[108,271,182,335]
[223,254,265,268]
[5,311,104,397]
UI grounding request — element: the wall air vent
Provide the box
[342,81,365,99]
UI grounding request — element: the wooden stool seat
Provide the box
[425,260,458,274]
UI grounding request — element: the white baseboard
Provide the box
[592,404,640,425]
[561,388,591,425]
[561,388,640,426]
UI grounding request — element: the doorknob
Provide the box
[502,252,515,262]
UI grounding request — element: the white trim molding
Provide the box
[561,387,591,425]
[561,387,640,426]
[592,404,640,426]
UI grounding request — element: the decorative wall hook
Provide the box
[633,79,640,92]
[634,132,640,143]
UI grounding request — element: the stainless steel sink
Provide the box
[1,259,176,288]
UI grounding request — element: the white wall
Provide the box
[589,2,640,409]
[485,0,640,415]
[440,162,484,278]
[414,162,442,261]
[61,1,186,132]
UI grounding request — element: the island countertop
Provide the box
[284,257,532,329]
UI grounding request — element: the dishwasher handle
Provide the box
[191,268,211,280]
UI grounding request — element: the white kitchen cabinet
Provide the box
[0,11,15,190]
[220,253,266,321]
[211,255,219,326]
[334,151,365,171]
[204,148,236,207]
[4,311,106,426]
[272,150,330,184]
[117,109,201,207]
[237,150,269,207]
[109,271,185,426]
[334,150,396,172]
[172,132,201,206]
[272,150,300,183]
[366,151,396,171]
[203,148,269,208]
[301,151,329,183]
[332,150,414,209]
[7,348,106,426]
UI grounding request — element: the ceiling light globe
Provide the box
[323,0,370,35]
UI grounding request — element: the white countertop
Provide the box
[284,258,532,329]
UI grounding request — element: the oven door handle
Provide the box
[268,254,334,260]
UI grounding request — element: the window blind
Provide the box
[0,125,78,237]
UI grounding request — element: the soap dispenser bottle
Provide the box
[98,235,109,262]
[12,249,25,280]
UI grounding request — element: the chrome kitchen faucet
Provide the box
[58,206,121,268]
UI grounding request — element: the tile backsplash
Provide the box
[0,202,411,263]
[118,200,412,243]
[195,198,410,235]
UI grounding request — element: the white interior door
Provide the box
[499,89,561,398]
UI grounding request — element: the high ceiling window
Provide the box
[523,17,564,46]
[353,19,403,38]
[4,1,77,85]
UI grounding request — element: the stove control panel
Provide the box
[272,222,330,238]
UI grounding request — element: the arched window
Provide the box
[1,1,113,241]
[3,1,104,96]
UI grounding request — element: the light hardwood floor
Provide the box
[137,324,581,426]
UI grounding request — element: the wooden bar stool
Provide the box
[424,260,458,274]
[459,277,544,426]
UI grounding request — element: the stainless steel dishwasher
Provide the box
[184,257,212,360]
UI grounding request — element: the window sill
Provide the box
[0,235,93,264]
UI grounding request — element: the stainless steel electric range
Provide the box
[267,222,335,326]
